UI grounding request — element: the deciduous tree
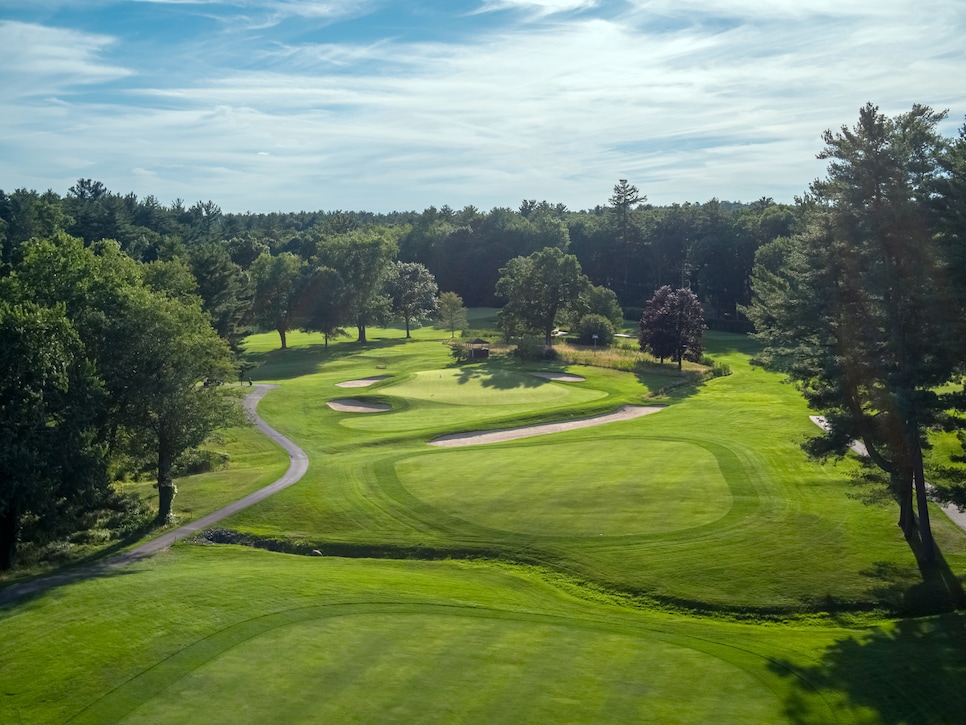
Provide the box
[385,261,438,338]
[495,246,589,346]
[0,302,107,570]
[250,251,303,349]
[297,265,349,347]
[639,285,704,369]
[435,291,468,338]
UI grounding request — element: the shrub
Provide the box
[448,340,468,363]
[172,448,230,477]
[512,337,559,361]
[575,314,615,346]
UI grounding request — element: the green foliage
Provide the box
[495,246,589,346]
[435,291,468,337]
[296,264,350,346]
[171,448,230,477]
[187,242,252,351]
[574,313,615,346]
[745,103,966,555]
[315,226,399,342]
[250,251,304,349]
[511,337,559,361]
[384,260,438,337]
[448,340,468,363]
[0,301,109,570]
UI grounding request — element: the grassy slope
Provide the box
[3,545,965,724]
[2,322,965,723]
[227,327,966,614]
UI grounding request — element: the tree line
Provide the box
[0,179,800,321]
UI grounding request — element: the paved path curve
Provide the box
[0,385,308,606]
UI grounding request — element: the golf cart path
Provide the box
[810,416,966,533]
[0,384,308,606]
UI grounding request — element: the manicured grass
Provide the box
[226,327,966,613]
[3,321,966,723]
[395,439,731,537]
[5,545,964,724]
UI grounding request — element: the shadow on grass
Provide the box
[772,607,966,723]
[453,362,545,389]
[244,337,413,381]
[776,542,966,723]
[0,520,159,609]
[703,330,762,358]
[861,545,966,615]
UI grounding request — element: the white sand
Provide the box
[336,375,391,388]
[530,372,586,382]
[327,398,391,413]
[430,405,663,447]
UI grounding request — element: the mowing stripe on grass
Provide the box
[69,602,822,724]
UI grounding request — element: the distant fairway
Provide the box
[396,438,732,536]
[386,367,606,406]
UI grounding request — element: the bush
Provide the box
[512,337,559,362]
[172,448,230,477]
[448,340,468,363]
[575,314,615,346]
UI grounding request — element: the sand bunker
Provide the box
[430,405,663,447]
[336,375,391,388]
[327,398,391,413]
[530,372,586,382]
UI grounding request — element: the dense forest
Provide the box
[0,178,799,325]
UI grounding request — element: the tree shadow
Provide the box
[774,547,966,724]
[635,368,706,401]
[244,337,412,381]
[453,362,545,389]
[0,553,144,610]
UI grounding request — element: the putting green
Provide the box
[85,606,784,724]
[387,368,606,406]
[395,439,732,536]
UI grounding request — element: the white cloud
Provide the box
[0,21,132,98]
[476,0,599,17]
[1,3,964,211]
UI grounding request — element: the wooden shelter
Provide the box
[466,338,490,359]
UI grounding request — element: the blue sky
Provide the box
[1,0,964,213]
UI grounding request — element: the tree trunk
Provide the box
[277,326,287,350]
[0,503,19,572]
[912,441,935,561]
[896,468,915,533]
[405,315,411,338]
[156,439,177,523]
[357,323,367,343]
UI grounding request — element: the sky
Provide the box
[1,1,964,214]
